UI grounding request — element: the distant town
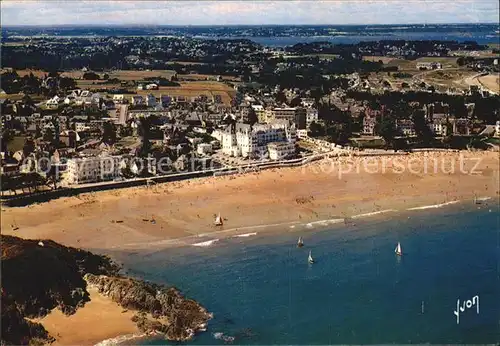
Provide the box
[1,27,499,195]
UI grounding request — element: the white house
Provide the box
[66,155,122,184]
[75,122,90,132]
[146,83,158,90]
[251,104,266,123]
[197,143,213,155]
[431,118,448,136]
[306,107,319,128]
[301,98,315,108]
[218,121,296,158]
[396,119,416,136]
[297,129,308,139]
[46,95,61,109]
[113,94,125,103]
[64,95,76,104]
[267,142,296,160]
[416,62,442,70]
[495,121,500,138]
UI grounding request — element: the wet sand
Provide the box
[2,151,499,252]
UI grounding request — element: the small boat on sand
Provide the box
[214,213,223,226]
[395,242,402,256]
[297,237,304,248]
[308,250,315,264]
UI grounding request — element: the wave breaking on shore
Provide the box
[192,239,220,247]
[94,332,157,346]
[233,232,258,238]
[305,218,344,228]
[351,209,397,219]
[407,200,461,210]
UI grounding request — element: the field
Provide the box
[5,69,48,78]
[350,137,385,148]
[477,74,500,94]
[165,61,208,66]
[7,136,27,152]
[181,74,241,82]
[284,54,341,60]
[450,49,499,58]
[386,57,459,72]
[106,70,177,81]
[1,69,236,105]
[362,56,396,64]
[132,81,235,105]
[6,69,178,80]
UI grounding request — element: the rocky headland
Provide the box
[1,235,211,345]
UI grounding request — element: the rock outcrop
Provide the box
[1,235,119,345]
[1,235,210,345]
[84,274,212,341]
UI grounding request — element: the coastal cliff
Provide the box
[85,274,211,341]
[0,235,211,345]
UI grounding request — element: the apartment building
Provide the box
[306,107,319,128]
[395,119,416,136]
[251,105,266,123]
[66,155,122,184]
[219,121,296,158]
[267,142,296,160]
[266,107,306,129]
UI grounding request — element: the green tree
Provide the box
[137,118,152,158]
[82,72,100,80]
[59,77,76,91]
[43,128,55,144]
[413,110,434,145]
[289,96,302,107]
[375,117,397,148]
[275,90,287,104]
[101,122,117,145]
[309,121,324,137]
[247,107,258,125]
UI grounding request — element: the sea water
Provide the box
[114,203,499,344]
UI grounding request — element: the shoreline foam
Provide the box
[407,200,461,210]
[105,197,498,250]
[2,151,497,253]
[351,209,397,219]
[192,239,220,247]
[233,232,258,238]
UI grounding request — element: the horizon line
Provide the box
[3,22,499,28]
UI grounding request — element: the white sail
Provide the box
[298,237,303,245]
[214,213,223,225]
[395,242,402,255]
[308,250,314,263]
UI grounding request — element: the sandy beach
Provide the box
[2,151,498,253]
[1,151,499,345]
[30,287,140,346]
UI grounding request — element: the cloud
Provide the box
[1,0,499,26]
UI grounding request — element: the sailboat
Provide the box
[395,242,402,256]
[214,213,223,226]
[297,237,304,248]
[473,194,481,205]
[308,250,314,264]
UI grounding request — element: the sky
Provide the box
[1,0,499,26]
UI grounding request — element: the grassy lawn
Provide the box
[7,136,27,152]
[350,137,386,148]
